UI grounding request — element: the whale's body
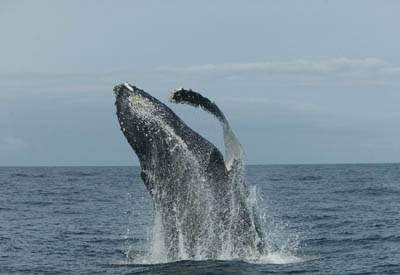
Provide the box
[114,83,265,260]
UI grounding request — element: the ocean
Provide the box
[1,164,399,274]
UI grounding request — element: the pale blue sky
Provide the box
[1,0,400,166]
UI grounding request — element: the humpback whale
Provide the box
[114,83,265,260]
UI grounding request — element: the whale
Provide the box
[114,83,265,260]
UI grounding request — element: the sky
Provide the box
[1,0,400,166]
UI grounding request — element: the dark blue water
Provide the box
[1,164,399,274]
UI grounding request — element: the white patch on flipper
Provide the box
[168,92,177,103]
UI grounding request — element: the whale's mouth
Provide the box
[113,86,122,97]
[113,85,122,95]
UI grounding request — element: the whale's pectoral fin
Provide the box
[169,88,227,124]
[169,88,245,171]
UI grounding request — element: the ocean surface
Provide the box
[1,164,399,274]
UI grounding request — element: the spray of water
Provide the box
[124,163,302,265]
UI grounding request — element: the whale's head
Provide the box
[113,83,182,163]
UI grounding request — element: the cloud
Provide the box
[156,58,400,77]
[0,136,26,151]
[226,97,323,119]
[229,97,271,104]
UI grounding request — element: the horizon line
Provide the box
[1,161,400,168]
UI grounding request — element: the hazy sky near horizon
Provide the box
[1,0,400,166]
